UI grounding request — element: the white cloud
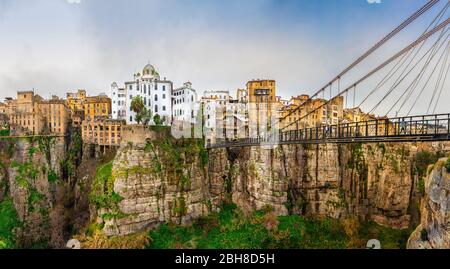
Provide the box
[67,0,81,4]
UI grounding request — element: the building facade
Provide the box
[81,117,125,147]
[83,95,112,121]
[173,82,199,124]
[39,96,71,134]
[2,91,70,135]
[111,64,173,125]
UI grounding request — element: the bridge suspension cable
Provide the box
[431,45,450,113]
[397,41,450,116]
[427,41,450,113]
[371,28,449,115]
[406,41,450,116]
[359,1,450,109]
[277,0,441,125]
[281,17,450,131]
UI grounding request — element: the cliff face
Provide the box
[408,158,450,249]
[92,129,220,236]
[213,142,437,229]
[0,132,83,248]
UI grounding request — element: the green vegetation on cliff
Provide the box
[146,204,410,249]
[0,197,20,249]
[89,161,123,214]
[413,150,446,196]
[445,156,450,173]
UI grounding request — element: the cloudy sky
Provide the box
[0,0,448,116]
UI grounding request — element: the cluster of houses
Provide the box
[1,63,406,147]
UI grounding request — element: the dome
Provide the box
[143,64,155,76]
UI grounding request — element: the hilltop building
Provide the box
[173,82,199,124]
[111,64,173,125]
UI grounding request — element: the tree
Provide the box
[131,96,145,124]
[142,108,152,126]
[153,114,162,126]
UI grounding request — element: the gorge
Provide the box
[0,126,449,249]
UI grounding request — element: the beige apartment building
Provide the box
[280,95,344,130]
[39,97,71,134]
[81,117,125,146]
[1,91,71,135]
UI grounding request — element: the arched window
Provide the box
[155,95,158,101]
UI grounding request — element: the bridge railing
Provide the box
[206,113,450,148]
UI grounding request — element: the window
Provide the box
[130,116,133,122]
[130,95,133,99]
[144,97,147,104]
[144,84,147,94]
[191,96,194,102]
[129,85,133,90]
[163,85,166,91]
[155,105,158,113]
[163,106,166,111]
[163,94,166,99]
[155,95,158,101]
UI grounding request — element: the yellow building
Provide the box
[247,79,276,103]
[280,95,344,130]
[246,79,278,136]
[8,91,45,135]
[4,91,70,135]
[82,117,125,146]
[83,95,112,121]
[66,89,87,111]
[39,97,71,134]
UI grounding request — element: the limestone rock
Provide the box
[408,159,450,249]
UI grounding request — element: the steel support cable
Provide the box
[432,66,450,113]
[278,0,440,124]
[281,18,450,131]
[432,47,450,113]
[358,45,417,108]
[368,28,449,115]
[397,42,447,114]
[386,29,446,116]
[360,2,450,108]
[407,38,450,115]
[428,42,450,113]
[328,0,441,85]
[390,37,449,116]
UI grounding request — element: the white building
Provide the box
[200,90,248,144]
[172,82,199,124]
[110,64,173,125]
[201,90,231,131]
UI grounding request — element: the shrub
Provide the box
[47,169,58,183]
[445,157,450,173]
[420,229,429,241]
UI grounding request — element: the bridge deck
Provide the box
[207,113,450,149]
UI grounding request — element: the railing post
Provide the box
[410,117,413,135]
[435,115,438,135]
[385,119,388,136]
[375,120,378,137]
[448,114,450,137]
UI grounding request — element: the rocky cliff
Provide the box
[91,128,220,236]
[407,157,450,249]
[92,131,448,237]
[210,142,448,229]
[0,131,82,248]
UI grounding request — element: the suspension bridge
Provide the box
[207,0,450,149]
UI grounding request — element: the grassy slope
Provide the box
[0,197,20,249]
[147,204,411,249]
